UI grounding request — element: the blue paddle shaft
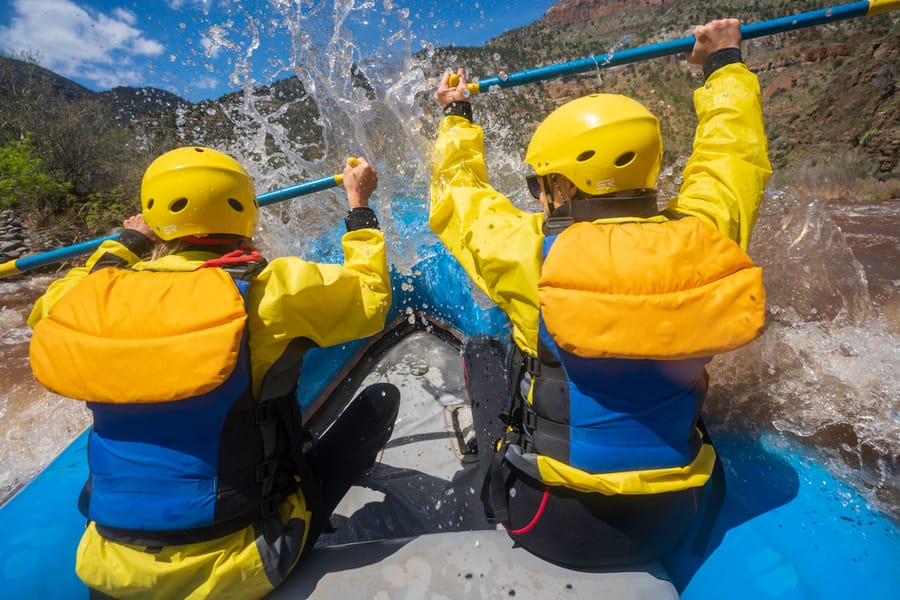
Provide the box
[13,235,122,273]
[257,175,341,207]
[9,174,341,275]
[7,2,890,276]
[474,1,873,92]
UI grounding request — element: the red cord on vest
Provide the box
[505,488,549,535]
[197,248,262,269]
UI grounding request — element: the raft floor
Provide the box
[274,330,678,599]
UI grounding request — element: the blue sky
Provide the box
[0,0,556,102]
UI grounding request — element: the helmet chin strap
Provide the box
[550,175,574,210]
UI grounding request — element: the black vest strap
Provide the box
[691,417,726,556]
[257,336,334,541]
[480,431,518,524]
[89,253,132,272]
[542,191,660,235]
[95,511,261,549]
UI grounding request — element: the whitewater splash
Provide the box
[1,1,896,520]
[708,193,899,515]
[0,275,91,502]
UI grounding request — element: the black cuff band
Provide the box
[443,101,473,122]
[703,47,743,81]
[117,228,154,257]
[344,207,379,231]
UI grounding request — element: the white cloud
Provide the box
[191,75,220,90]
[112,7,137,26]
[200,36,222,59]
[0,0,164,89]
[132,38,166,56]
[165,0,217,10]
[82,66,142,90]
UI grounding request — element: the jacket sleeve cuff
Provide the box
[703,48,743,81]
[443,101,473,122]
[117,228,154,258]
[344,207,380,231]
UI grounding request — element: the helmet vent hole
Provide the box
[576,150,595,162]
[147,198,154,210]
[169,198,188,213]
[228,198,244,212]
[615,152,636,167]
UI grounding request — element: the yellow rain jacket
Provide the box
[430,63,771,495]
[28,227,390,599]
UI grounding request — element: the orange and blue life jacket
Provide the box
[498,215,764,498]
[31,262,313,546]
[85,276,259,541]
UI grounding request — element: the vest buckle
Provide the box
[521,404,538,431]
[260,495,277,519]
[256,459,277,484]
[524,354,541,376]
[256,401,274,424]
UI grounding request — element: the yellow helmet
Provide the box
[141,146,257,241]
[525,94,662,196]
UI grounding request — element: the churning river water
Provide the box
[0,2,897,525]
[2,196,898,522]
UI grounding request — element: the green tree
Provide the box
[0,54,143,234]
[0,135,71,217]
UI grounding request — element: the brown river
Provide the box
[1,194,898,521]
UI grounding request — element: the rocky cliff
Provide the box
[480,0,899,196]
[544,0,686,23]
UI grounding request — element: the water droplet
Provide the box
[499,72,508,81]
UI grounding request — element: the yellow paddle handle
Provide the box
[869,0,900,15]
[0,260,22,278]
[333,157,360,186]
[447,74,481,95]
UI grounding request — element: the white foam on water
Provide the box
[0,277,91,504]
[708,190,899,517]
